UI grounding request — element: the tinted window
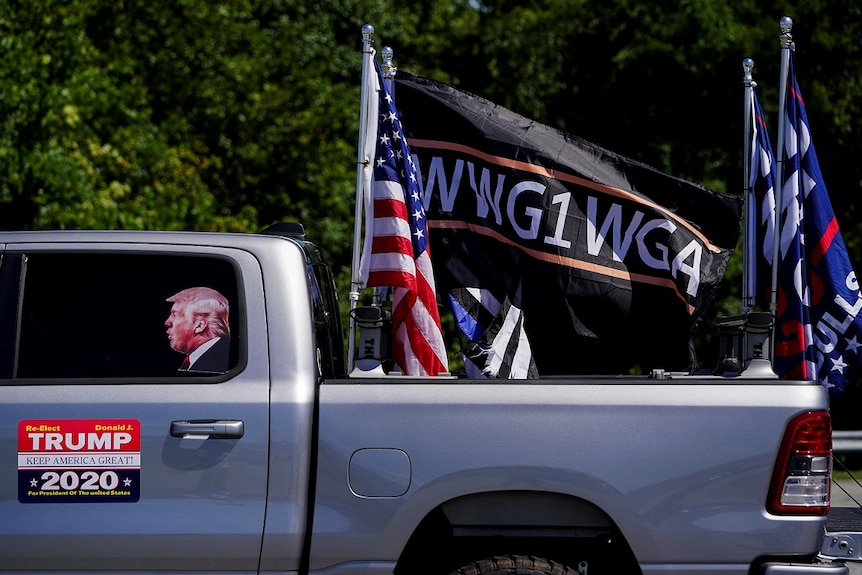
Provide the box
[6,252,240,379]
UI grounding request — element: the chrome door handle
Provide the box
[170,420,244,439]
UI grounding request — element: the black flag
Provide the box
[394,73,742,375]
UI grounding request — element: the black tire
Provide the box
[449,555,580,575]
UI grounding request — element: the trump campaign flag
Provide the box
[773,49,862,396]
[357,61,448,376]
[744,82,777,310]
[393,73,742,375]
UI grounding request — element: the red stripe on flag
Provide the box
[809,216,839,267]
[374,198,408,220]
[370,235,413,257]
[367,269,414,289]
[391,286,447,376]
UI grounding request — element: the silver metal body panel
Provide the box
[310,380,830,569]
[639,565,847,575]
[760,563,849,575]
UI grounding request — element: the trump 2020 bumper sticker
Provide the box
[18,419,140,503]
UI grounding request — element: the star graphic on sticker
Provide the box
[846,336,862,355]
[30,478,38,487]
[123,477,133,487]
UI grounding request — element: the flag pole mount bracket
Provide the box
[349,305,391,378]
[714,312,777,379]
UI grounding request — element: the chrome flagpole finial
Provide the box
[381,46,396,94]
[743,58,754,86]
[382,46,397,80]
[361,24,375,53]
[779,16,793,47]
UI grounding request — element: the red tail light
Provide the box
[767,411,832,515]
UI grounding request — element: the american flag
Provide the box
[362,61,448,376]
[745,84,776,309]
[773,50,861,397]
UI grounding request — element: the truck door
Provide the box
[0,245,278,572]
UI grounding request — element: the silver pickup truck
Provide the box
[0,227,856,575]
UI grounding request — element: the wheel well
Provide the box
[394,491,641,575]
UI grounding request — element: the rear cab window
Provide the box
[0,251,243,380]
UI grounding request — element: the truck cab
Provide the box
[0,229,318,572]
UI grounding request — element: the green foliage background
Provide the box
[2,0,861,381]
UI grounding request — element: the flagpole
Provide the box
[742,58,755,313]
[770,17,794,317]
[349,24,376,373]
[369,45,398,310]
[381,46,397,94]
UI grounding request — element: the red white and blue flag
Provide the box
[772,50,862,396]
[360,61,448,376]
[745,84,776,310]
